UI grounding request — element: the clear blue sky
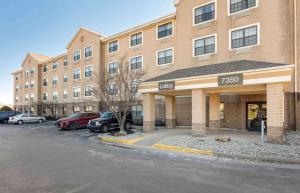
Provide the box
[0,0,175,105]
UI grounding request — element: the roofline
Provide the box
[103,13,176,42]
[11,69,22,75]
[37,53,67,65]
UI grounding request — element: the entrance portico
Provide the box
[140,61,294,144]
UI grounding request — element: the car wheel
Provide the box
[3,119,8,124]
[102,125,109,133]
[38,119,44,123]
[17,120,23,125]
[70,123,78,130]
[125,122,131,130]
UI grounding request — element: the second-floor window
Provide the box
[53,61,58,70]
[130,32,142,47]
[194,35,216,56]
[84,66,93,77]
[73,87,81,98]
[109,84,118,96]
[230,0,256,14]
[157,48,173,65]
[63,90,68,99]
[16,85,19,92]
[30,81,34,88]
[130,56,143,70]
[25,95,29,102]
[64,57,68,67]
[73,69,80,79]
[194,2,215,25]
[53,92,58,100]
[73,50,81,61]
[109,40,118,53]
[30,67,35,75]
[84,46,93,58]
[43,65,48,72]
[108,62,118,74]
[231,25,258,49]
[25,82,29,89]
[43,79,48,87]
[25,69,30,76]
[158,22,173,39]
[52,76,58,85]
[43,93,48,101]
[30,94,34,102]
[63,74,68,83]
[84,86,92,97]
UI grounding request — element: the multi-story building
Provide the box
[12,0,300,143]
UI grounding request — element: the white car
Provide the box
[9,113,46,125]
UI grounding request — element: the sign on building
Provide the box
[158,81,175,91]
[218,73,243,87]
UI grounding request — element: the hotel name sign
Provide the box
[158,81,175,91]
[218,73,243,87]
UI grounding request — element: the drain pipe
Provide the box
[294,0,298,130]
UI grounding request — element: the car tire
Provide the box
[38,119,44,123]
[70,123,78,130]
[3,119,8,124]
[17,120,23,125]
[102,125,109,133]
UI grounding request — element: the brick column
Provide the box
[166,96,176,128]
[143,93,156,133]
[267,83,285,144]
[209,93,220,129]
[192,89,206,137]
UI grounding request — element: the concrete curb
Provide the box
[99,136,144,145]
[152,144,214,156]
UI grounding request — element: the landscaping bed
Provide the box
[98,129,144,140]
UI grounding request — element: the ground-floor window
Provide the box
[131,105,143,118]
[85,106,93,112]
[73,106,80,113]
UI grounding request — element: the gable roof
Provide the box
[144,60,292,83]
[66,27,106,48]
[29,52,50,61]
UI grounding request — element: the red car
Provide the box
[56,112,100,130]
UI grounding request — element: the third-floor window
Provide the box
[52,76,58,85]
[63,74,68,83]
[64,57,68,67]
[108,62,118,74]
[194,35,216,56]
[43,65,48,72]
[194,2,215,25]
[84,46,93,58]
[73,50,81,61]
[109,40,118,53]
[43,79,48,87]
[73,69,80,79]
[158,22,173,39]
[130,32,142,47]
[230,0,256,14]
[84,66,93,77]
[52,61,58,70]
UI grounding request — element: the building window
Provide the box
[132,105,143,118]
[84,66,93,77]
[230,0,256,14]
[220,103,225,120]
[109,40,118,53]
[85,106,93,112]
[30,81,35,88]
[25,82,29,89]
[84,85,92,97]
[43,79,48,87]
[73,87,81,98]
[194,2,215,25]
[52,76,58,85]
[231,25,258,49]
[16,85,19,92]
[43,93,48,101]
[157,48,173,65]
[43,65,48,72]
[73,69,80,79]
[16,76,19,81]
[63,57,68,67]
[109,84,118,96]
[194,35,216,56]
[53,92,58,100]
[73,106,80,113]
[130,56,143,70]
[108,62,118,74]
[52,61,58,70]
[63,90,68,99]
[63,74,68,83]
[25,69,30,76]
[30,94,34,102]
[157,22,173,39]
[25,94,29,102]
[15,96,19,103]
[130,32,142,47]
[73,50,81,61]
[30,67,35,75]
[84,46,93,58]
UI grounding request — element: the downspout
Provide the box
[294,0,298,130]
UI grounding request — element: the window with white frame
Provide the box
[15,96,19,103]
[194,35,216,56]
[25,82,29,89]
[16,85,19,92]
[130,56,143,70]
[130,32,142,47]
[43,64,48,72]
[52,61,58,70]
[25,69,30,76]
[109,40,118,53]
[52,76,58,85]
[73,69,80,79]
[108,84,118,95]
[108,62,118,74]
[73,106,80,113]
[84,46,93,58]
[231,25,258,49]
[63,74,68,83]
[131,105,143,118]
[194,2,215,25]
[30,67,35,75]
[63,90,68,99]
[157,48,173,65]
[73,50,81,61]
[43,79,48,86]
[84,85,92,97]
[230,0,256,14]
[25,94,29,102]
[53,92,58,100]
[63,57,68,66]
[30,94,34,102]
[85,106,93,112]
[84,66,93,77]
[73,87,81,98]
[157,22,173,39]
[30,80,35,88]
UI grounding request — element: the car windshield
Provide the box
[68,113,81,118]
[101,112,113,119]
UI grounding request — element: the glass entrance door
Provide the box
[246,102,267,132]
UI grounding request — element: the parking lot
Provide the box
[0,122,300,193]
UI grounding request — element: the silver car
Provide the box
[9,113,46,125]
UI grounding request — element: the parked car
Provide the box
[56,112,100,130]
[0,111,21,124]
[87,112,133,133]
[8,113,46,125]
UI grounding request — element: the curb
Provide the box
[99,136,144,145]
[152,144,213,156]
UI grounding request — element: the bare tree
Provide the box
[90,56,144,135]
